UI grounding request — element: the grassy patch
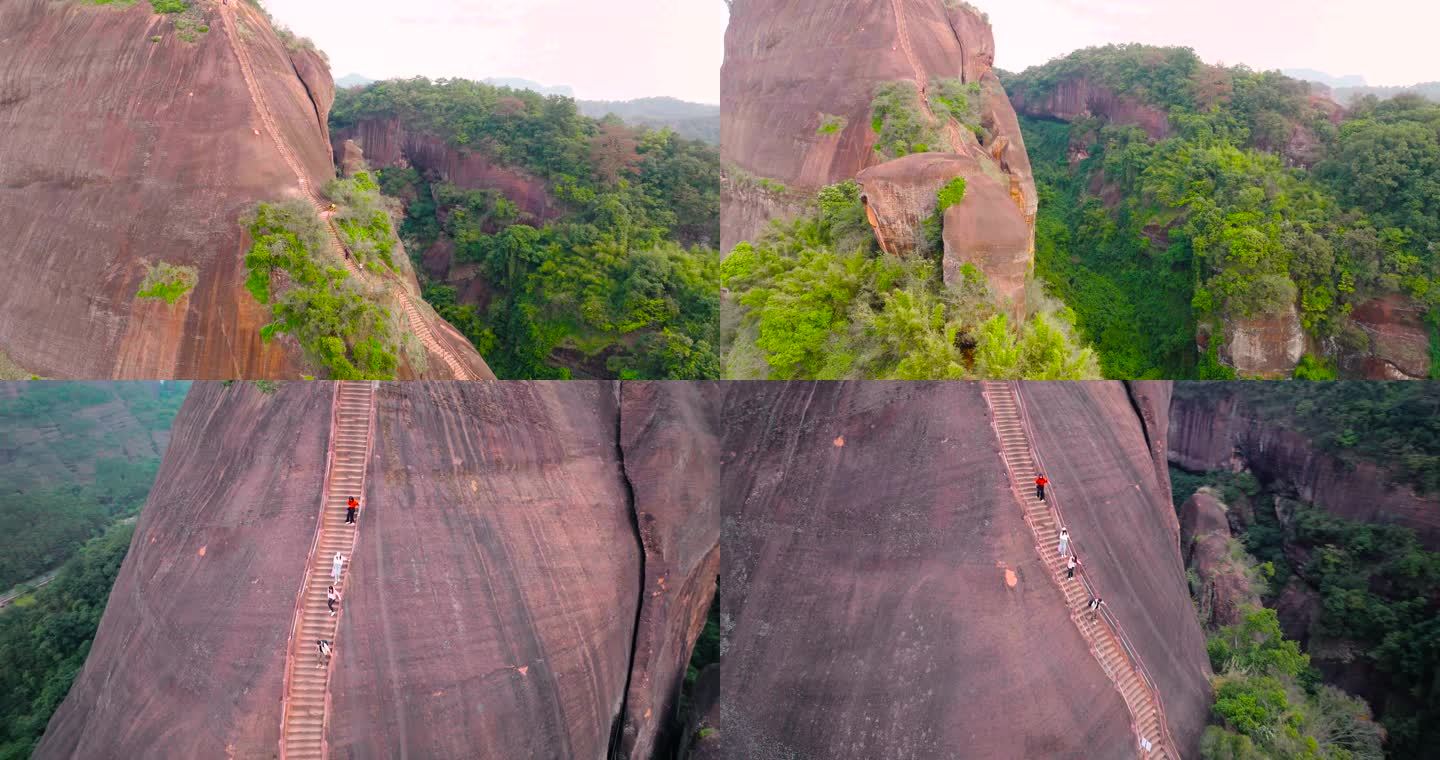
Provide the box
[242,199,401,379]
[135,261,198,304]
[928,78,983,129]
[816,113,848,136]
[324,170,398,270]
[870,81,940,159]
[935,177,967,213]
[149,0,187,12]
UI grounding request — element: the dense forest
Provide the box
[1005,45,1440,379]
[329,79,720,379]
[1171,384,1440,758]
[0,382,188,759]
[0,383,186,590]
[721,179,1099,379]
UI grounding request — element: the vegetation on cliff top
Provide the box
[332,78,719,379]
[242,199,402,380]
[722,180,1098,379]
[1009,44,1440,378]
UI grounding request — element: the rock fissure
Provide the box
[608,381,647,760]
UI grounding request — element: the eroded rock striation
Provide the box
[36,381,716,759]
[721,381,1211,758]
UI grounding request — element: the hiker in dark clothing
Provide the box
[1066,555,1079,579]
[1087,596,1102,618]
[316,640,332,667]
[345,496,359,524]
[327,585,339,616]
[1035,474,1049,500]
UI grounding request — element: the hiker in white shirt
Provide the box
[1058,529,1070,557]
[331,552,344,582]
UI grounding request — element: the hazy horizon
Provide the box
[988,0,1439,87]
[262,0,725,104]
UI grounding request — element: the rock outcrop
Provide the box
[36,381,717,759]
[1179,489,1258,629]
[1219,306,1306,378]
[721,0,1038,290]
[0,0,487,379]
[1169,387,1440,547]
[330,118,562,224]
[721,381,1211,758]
[1349,294,1431,379]
[1010,77,1172,140]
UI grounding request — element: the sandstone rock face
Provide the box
[1350,294,1431,379]
[721,0,1037,259]
[1010,76,1172,140]
[1180,490,1257,629]
[721,381,1211,758]
[1126,379,1175,495]
[1169,389,1440,547]
[0,1,486,379]
[36,381,717,759]
[1219,305,1305,377]
[0,1,324,378]
[331,119,562,224]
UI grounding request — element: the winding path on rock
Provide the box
[278,382,375,759]
[982,381,1178,759]
[887,0,966,154]
[220,4,480,380]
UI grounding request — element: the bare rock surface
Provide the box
[37,381,717,759]
[1179,490,1257,629]
[721,381,1211,759]
[1219,305,1306,378]
[1349,294,1431,379]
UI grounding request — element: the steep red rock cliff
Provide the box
[722,0,1038,292]
[1010,77,1172,140]
[35,381,716,759]
[0,1,488,379]
[1168,388,1440,547]
[720,381,1211,758]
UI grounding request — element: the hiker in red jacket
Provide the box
[345,496,359,525]
[1035,474,1049,501]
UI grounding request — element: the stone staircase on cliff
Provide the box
[981,381,1178,759]
[219,4,480,380]
[278,381,376,759]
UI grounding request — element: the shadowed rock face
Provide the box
[1010,77,1172,140]
[1168,389,1440,548]
[330,119,562,224]
[0,1,486,380]
[36,381,717,759]
[720,381,1211,759]
[721,0,1036,257]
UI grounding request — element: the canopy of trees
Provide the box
[1007,45,1440,378]
[331,79,719,379]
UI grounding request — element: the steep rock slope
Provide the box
[0,0,487,379]
[721,0,1037,277]
[720,381,1210,758]
[36,381,717,759]
[1169,388,1440,547]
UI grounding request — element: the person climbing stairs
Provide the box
[278,382,375,759]
[981,381,1177,759]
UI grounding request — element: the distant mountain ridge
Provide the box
[335,74,718,143]
[1282,68,1440,105]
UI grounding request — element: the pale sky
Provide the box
[263,0,727,103]
[986,0,1440,86]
